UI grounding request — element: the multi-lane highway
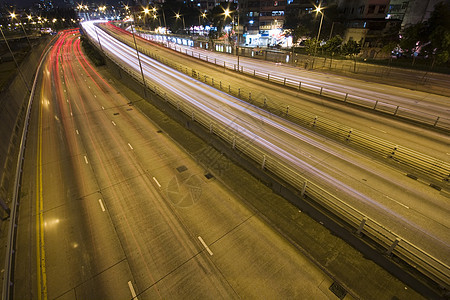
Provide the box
[101,23,449,164]
[129,26,450,119]
[15,29,347,299]
[82,19,450,281]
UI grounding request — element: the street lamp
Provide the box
[143,7,150,27]
[312,4,324,69]
[0,24,30,91]
[11,12,32,48]
[198,12,207,35]
[175,13,185,32]
[125,5,147,96]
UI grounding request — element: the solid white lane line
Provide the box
[127,281,138,300]
[98,199,105,212]
[111,121,116,126]
[128,143,133,150]
[370,126,387,133]
[198,236,213,256]
[84,156,89,164]
[76,129,79,135]
[152,177,161,188]
[386,195,409,209]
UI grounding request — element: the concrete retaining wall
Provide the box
[0,37,50,218]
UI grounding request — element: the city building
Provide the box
[387,0,450,29]
[336,0,400,49]
[242,0,292,46]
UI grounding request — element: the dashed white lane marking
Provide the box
[386,195,409,209]
[101,106,105,110]
[94,95,97,98]
[370,126,387,133]
[66,99,69,103]
[98,199,105,212]
[197,236,213,256]
[70,112,73,116]
[152,177,161,188]
[111,121,116,126]
[84,156,89,164]
[128,143,133,150]
[127,281,138,300]
[76,129,79,135]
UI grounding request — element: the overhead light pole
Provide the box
[312,4,324,70]
[0,25,30,91]
[126,6,147,97]
[11,13,32,49]
[175,13,185,33]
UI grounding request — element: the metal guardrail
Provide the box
[86,26,450,291]
[2,38,54,300]
[133,30,450,132]
[102,25,450,186]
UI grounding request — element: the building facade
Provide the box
[387,0,450,29]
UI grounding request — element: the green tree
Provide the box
[342,40,361,72]
[322,35,342,66]
[292,25,309,45]
[400,2,450,67]
[428,2,450,65]
[304,38,319,55]
[400,23,427,55]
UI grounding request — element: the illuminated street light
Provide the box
[175,13,185,31]
[125,5,147,96]
[10,12,32,48]
[312,4,324,69]
[224,8,230,19]
[143,7,150,27]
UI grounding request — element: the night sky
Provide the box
[12,0,121,9]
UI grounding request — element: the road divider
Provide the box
[83,23,450,292]
[99,23,450,185]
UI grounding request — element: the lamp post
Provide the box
[143,7,150,28]
[198,12,207,35]
[152,7,161,28]
[236,5,240,71]
[312,4,324,69]
[175,13,185,33]
[11,13,32,48]
[0,25,30,91]
[126,6,147,96]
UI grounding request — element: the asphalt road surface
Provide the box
[81,21,450,273]
[14,29,345,299]
[137,30,450,119]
